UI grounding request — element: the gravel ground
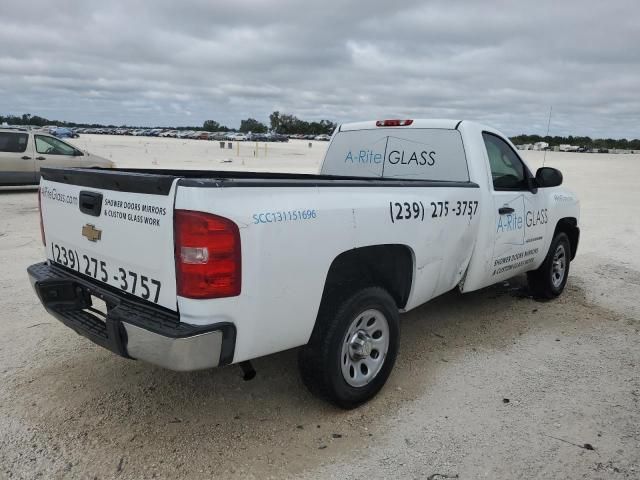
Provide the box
[0,139,638,479]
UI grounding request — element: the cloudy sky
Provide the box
[1,0,639,137]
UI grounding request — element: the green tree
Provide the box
[277,114,300,134]
[269,111,280,132]
[203,120,221,132]
[239,118,268,133]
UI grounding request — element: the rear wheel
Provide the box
[298,287,399,409]
[527,232,571,299]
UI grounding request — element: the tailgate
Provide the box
[39,168,179,311]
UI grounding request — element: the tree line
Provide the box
[203,113,337,135]
[0,113,203,131]
[2,113,637,147]
[1,112,337,136]
[511,134,640,150]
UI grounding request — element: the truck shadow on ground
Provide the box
[15,276,613,477]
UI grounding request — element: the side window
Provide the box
[0,132,29,153]
[35,135,77,156]
[482,132,529,190]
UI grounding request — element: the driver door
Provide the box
[483,132,549,281]
[34,134,84,180]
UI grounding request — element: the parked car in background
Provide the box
[247,133,268,142]
[314,134,331,141]
[192,131,207,140]
[51,127,79,139]
[0,128,113,186]
[207,132,227,141]
[226,132,248,141]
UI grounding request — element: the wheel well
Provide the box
[321,244,414,309]
[554,217,579,260]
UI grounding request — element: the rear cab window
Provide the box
[321,128,469,182]
[0,132,29,153]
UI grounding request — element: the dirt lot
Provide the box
[0,137,638,479]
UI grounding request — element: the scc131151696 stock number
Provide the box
[389,200,480,223]
[50,242,162,303]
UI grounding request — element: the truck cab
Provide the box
[320,119,579,297]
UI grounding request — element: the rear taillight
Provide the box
[376,119,414,127]
[38,188,45,245]
[174,210,241,299]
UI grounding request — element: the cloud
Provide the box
[0,0,638,137]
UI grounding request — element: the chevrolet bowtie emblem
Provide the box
[82,224,102,242]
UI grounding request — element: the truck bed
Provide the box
[41,167,479,195]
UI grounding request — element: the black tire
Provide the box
[527,232,571,299]
[298,287,400,409]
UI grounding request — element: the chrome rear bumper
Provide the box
[123,323,223,371]
[27,261,235,371]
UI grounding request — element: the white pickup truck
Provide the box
[28,119,580,408]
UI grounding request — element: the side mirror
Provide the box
[535,167,562,188]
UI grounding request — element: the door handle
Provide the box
[498,207,515,215]
[21,156,32,160]
[36,156,46,161]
